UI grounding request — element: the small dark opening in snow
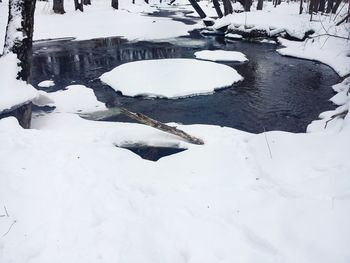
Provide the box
[118,145,187,161]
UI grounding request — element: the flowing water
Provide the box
[31,23,338,134]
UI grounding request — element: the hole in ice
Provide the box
[117,144,187,161]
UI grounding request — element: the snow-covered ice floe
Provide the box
[33,85,106,114]
[225,33,243,40]
[194,50,248,62]
[100,59,243,98]
[38,80,55,88]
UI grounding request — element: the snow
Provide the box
[0,97,350,262]
[0,53,38,112]
[38,80,55,88]
[212,2,350,77]
[100,59,243,98]
[2,0,24,54]
[34,85,107,113]
[277,37,350,78]
[307,77,350,133]
[194,50,248,62]
[225,33,243,40]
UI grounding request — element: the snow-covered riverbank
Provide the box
[1,0,350,262]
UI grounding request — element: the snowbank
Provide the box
[34,85,107,113]
[0,0,200,48]
[307,77,350,132]
[0,101,349,263]
[213,2,350,77]
[277,37,350,78]
[0,53,38,112]
[194,50,248,62]
[100,59,243,98]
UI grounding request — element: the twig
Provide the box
[336,14,350,26]
[307,33,349,40]
[324,110,348,128]
[4,206,9,217]
[263,127,273,159]
[2,220,16,238]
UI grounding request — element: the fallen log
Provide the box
[119,107,204,145]
[81,107,204,145]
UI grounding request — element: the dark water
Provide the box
[31,32,338,133]
[119,145,187,161]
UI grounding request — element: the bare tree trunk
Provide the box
[237,0,252,11]
[187,0,207,18]
[299,0,303,14]
[318,0,325,12]
[222,0,233,15]
[111,0,118,9]
[257,0,264,10]
[4,0,37,82]
[83,0,91,5]
[326,0,334,13]
[74,0,83,11]
[53,0,65,14]
[3,0,37,128]
[212,0,223,18]
[332,0,342,13]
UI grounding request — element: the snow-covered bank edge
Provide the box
[212,2,350,133]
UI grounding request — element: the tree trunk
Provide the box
[4,0,37,82]
[53,0,65,14]
[3,0,37,128]
[257,0,264,10]
[74,0,83,11]
[318,0,325,12]
[237,0,252,11]
[299,0,303,14]
[326,0,334,13]
[187,0,207,18]
[83,0,91,5]
[111,0,118,9]
[332,0,342,13]
[212,0,223,18]
[222,0,233,15]
[309,0,314,14]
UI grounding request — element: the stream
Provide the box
[31,12,338,134]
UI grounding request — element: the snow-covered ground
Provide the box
[1,0,350,262]
[0,0,199,50]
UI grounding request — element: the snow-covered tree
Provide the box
[3,0,37,82]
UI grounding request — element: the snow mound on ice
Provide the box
[34,85,106,113]
[194,50,248,62]
[225,33,243,40]
[100,59,243,98]
[0,53,38,112]
[38,80,55,88]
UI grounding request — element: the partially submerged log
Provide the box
[81,107,204,145]
[119,107,204,145]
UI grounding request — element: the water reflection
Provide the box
[31,34,338,133]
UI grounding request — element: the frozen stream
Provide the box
[31,31,338,133]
